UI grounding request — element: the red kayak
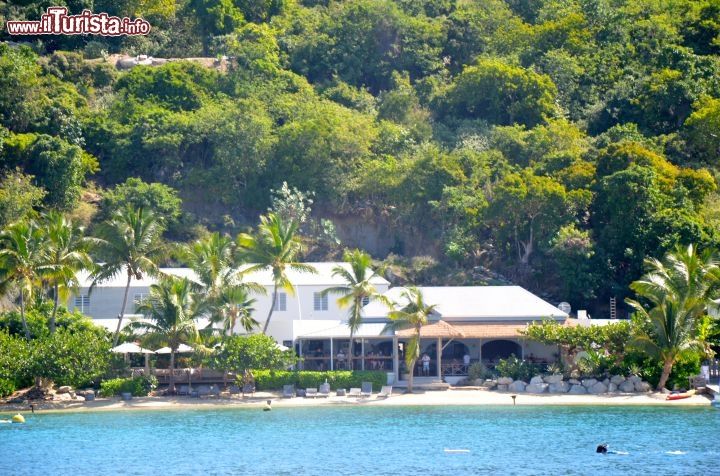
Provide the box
[667,390,695,400]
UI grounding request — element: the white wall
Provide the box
[67,285,152,319]
[245,284,391,344]
[69,272,390,346]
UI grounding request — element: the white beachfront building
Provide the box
[68,266,570,385]
[294,285,569,384]
[67,263,391,345]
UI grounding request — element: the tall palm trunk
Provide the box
[19,288,31,340]
[656,358,674,391]
[169,351,176,393]
[407,356,417,393]
[113,272,132,347]
[348,330,355,370]
[50,282,59,334]
[262,285,279,334]
[407,323,422,393]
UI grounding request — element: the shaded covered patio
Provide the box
[294,321,396,372]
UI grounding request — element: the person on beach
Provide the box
[337,350,346,369]
[421,353,430,376]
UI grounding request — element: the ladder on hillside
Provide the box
[609,297,617,319]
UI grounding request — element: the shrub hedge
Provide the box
[99,375,158,397]
[252,370,387,392]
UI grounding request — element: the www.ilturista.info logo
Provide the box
[7,7,150,36]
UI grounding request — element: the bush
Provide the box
[83,41,107,60]
[496,355,539,382]
[0,378,16,398]
[619,351,700,390]
[467,362,492,381]
[99,375,157,397]
[577,349,614,378]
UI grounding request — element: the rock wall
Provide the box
[486,374,652,394]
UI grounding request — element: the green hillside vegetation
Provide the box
[3,0,720,317]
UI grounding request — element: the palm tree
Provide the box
[626,244,720,390]
[213,285,259,335]
[130,277,207,393]
[91,206,164,347]
[182,232,264,335]
[322,249,388,369]
[0,220,48,339]
[384,286,437,393]
[238,212,316,334]
[40,212,94,333]
[183,232,237,298]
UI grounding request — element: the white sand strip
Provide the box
[1,388,713,414]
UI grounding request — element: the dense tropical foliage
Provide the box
[3,1,720,394]
[2,0,720,316]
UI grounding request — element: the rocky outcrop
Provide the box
[484,374,652,395]
[526,383,549,393]
[588,381,608,394]
[548,381,570,393]
[543,374,564,384]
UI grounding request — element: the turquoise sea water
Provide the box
[1,405,718,475]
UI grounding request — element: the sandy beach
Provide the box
[1,388,714,415]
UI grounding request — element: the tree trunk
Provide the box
[520,239,533,264]
[348,330,355,371]
[262,285,278,334]
[169,351,176,393]
[656,358,674,391]
[19,289,31,340]
[407,357,416,393]
[112,272,132,347]
[50,282,59,334]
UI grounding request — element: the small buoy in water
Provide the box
[444,449,470,453]
[263,399,272,411]
[11,414,25,423]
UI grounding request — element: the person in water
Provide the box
[596,444,626,455]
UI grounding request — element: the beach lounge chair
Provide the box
[361,382,373,398]
[318,382,331,397]
[305,388,318,398]
[283,384,296,398]
[196,385,211,398]
[242,382,255,397]
[378,385,393,398]
[348,387,362,397]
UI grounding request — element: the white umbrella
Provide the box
[111,342,155,372]
[274,342,290,352]
[155,343,194,354]
[110,342,155,354]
